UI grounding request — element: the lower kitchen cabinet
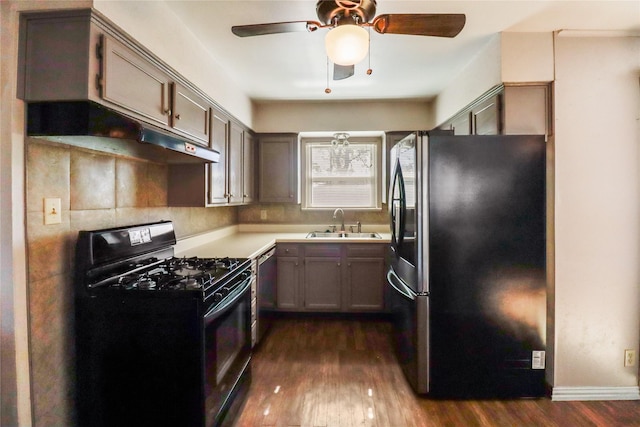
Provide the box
[304,257,341,310]
[276,244,301,309]
[345,244,386,311]
[276,256,299,309]
[345,257,385,311]
[275,242,386,313]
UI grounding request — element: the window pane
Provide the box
[305,142,378,209]
[311,178,374,207]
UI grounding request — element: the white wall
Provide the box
[93,0,254,128]
[253,100,433,133]
[501,32,554,83]
[552,34,640,390]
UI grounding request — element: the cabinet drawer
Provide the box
[346,244,385,258]
[277,244,299,257]
[304,244,341,257]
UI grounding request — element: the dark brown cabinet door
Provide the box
[472,94,501,135]
[450,112,471,135]
[276,256,300,309]
[101,36,171,128]
[171,83,210,146]
[345,257,385,311]
[258,134,298,203]
[304,257,342,310]
[228,122,244,204]
[208,107,229,205]
[242,131,256,204]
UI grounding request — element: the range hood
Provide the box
[26,101,220,164]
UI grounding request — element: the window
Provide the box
[301,134,383,210]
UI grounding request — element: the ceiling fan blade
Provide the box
[372,14,466,37]
[333,64,354,80]
[232,21,323,37]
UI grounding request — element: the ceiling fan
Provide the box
[231,0,466,82]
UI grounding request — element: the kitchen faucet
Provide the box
[333,208,345,232]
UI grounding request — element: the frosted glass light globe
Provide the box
[325,25,369,66]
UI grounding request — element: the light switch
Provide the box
[44,198,62,225]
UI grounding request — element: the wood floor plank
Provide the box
[233,316,640,427]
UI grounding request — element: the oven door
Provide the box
[204,274,253,427]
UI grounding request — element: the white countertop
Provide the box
[175,224,390,259]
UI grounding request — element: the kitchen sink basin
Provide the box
[306,231,382,239]
[344,232,382,239]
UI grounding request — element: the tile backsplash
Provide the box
[238,202,388,226]
[25,139,237,426]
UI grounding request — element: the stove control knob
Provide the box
[213,292,223,303]
[222,287,232,294]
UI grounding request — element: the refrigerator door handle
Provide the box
[387,268,415,301]
[389,158,407,252]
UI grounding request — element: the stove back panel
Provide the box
[77,221,176,270]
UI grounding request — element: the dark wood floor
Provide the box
[234,316,640,427]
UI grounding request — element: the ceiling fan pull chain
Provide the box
[325,56,332,94]
[366,26,373,75]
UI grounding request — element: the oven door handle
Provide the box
[204,276,253,323]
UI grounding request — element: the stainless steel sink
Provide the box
[344,232,382,239]
[306,231,382,239]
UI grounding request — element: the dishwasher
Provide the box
[257,246,276,343]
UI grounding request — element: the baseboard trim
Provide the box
[551,386,640,401]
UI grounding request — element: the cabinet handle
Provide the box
[337,262,341,267]
[285,249,289,253]
[348,262,351,267]
[164,109,172,116]
[289,194,293,198]
[175,114,181,120]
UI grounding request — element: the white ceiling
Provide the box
[164,1,640,102]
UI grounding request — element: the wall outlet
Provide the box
[624,349,636,367]
[260,210,267,220]
[44,198,62,225]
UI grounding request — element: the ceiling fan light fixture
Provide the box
[325,24,369,66]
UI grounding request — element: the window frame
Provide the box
[300,134,384,211]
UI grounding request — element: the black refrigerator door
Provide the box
[386,267,429,394]
[428,134,546,398]
[389,134,418,292]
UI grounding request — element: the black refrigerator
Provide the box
[387,130,547,398]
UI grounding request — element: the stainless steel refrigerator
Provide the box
[387,130,546,398]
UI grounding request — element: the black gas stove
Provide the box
[76,221,250,307]
[87,254,249,301]
[116,256,244,291]
[74,221,252,427]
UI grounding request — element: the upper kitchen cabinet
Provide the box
[171,83,211,146]
[258,133,298,203]
[208,111,255,206]
[502,84,553,136]
[472,93,502,135]
[242,131,257,204]
[169,109,255,207]
[439,83,552,137]
[208,107,230,205]
[228,121,244,205]
[100,35,172,129]
[18,8,213,147]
